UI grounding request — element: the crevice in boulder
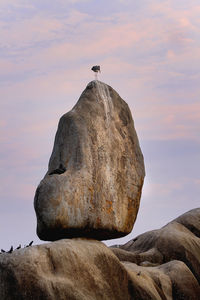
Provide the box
[49,164,66,175]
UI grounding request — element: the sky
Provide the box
[0,0,199,249]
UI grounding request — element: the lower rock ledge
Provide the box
[0,237,199,300]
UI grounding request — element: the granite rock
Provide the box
[111,207,200,299]
[0,209,200,300]
[34,80,145,241]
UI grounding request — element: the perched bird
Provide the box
[1,249,5,253]
[26,241,33,247]
[16,244,21,250]
[91,65,100,73]
[7,246,13,253]
[24,241,33,248]
[49,164,66,175]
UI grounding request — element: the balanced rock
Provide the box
[34,80,145,241]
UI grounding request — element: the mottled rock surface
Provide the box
[34,80,145,241]
[111,208,200,299]
[0,208,199,300]
[0,239,132,300]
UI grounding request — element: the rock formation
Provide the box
[0,208,199,300]
[34,80,145,241]
[111,207,200,299]
[2,80,199,299]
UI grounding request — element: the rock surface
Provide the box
[0,208,199,300]
[34,80,145,241]
[111,208,200,299]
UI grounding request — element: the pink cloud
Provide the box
[1,1,200,147]
[133,100,200,141]
[147,182,183,198]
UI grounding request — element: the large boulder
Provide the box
[0,239,133,300]
[111,208,200,291]
[34,80,145,241]
[0,208,200,300]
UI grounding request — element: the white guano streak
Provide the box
[96,81,113,126]
[95,81,117,222]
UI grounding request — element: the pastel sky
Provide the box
[0,0,199,249]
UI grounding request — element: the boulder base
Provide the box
[0,209,200,300]
[34,80,145,241]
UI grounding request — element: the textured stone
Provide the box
[111,208,200,290]
[0,239,133,300]
[0,209,200,300]
[34,80,145,241]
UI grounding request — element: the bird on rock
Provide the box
[25,241,34,247]
[91,65,100,73]
[7,246,13,253]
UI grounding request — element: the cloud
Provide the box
[1,0,200,143]
[135,101,200,141]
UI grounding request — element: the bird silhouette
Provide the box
[7,246,13,253]
[16,244,21,250]
[1,249,5,253]
[91,65,100,73]
[25,241,34,247]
